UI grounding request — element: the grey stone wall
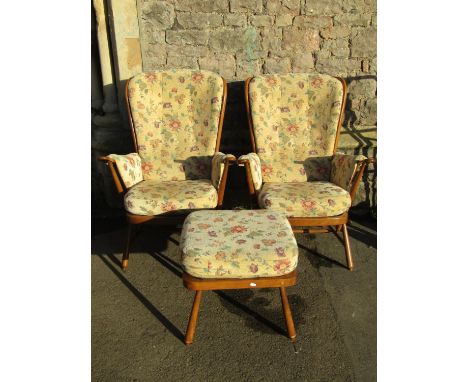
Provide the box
[128,0,376,213]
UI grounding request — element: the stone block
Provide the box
[360,98,377,125]
[275,14,293,27]
[304,0,343,15]
[167,44,209,57]
[334,12,371,27]
[166,53,198,69]
[282,0,301,13]
[230,0,262,13]
[140,1,175,30]
[175,0,229,12]
[320,26,352,39]
[348,78,377,99]
[264,57,291,74]
[166,30,210,45]
[224,13,247,27]
[143,42,167,66]
[351,28,376,57]
[250,15,274,27]
[291,52,315,72]
[315,57,361,76]
[140,22,166,44]
[265,0,281,14]
[199,54,236,79]
[293,15,332,29]
[283,28,320,51]
[322,38,349,58]
[209,28,257,52]
[177,12,223,29]
[236,59,263,79]
[260,27,282,50]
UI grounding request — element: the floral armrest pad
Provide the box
[330,153,367,191]
[238,153,263,191]
[211,152,236,189]
[108,153,143,189]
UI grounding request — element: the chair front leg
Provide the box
[122,223,133,270]
[342,224,354,271]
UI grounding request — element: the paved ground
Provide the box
[92,212,376,382]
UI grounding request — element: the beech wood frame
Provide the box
[183,270,297,345]
[99,73,234,270]
[240,76,374,271]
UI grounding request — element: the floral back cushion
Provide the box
[128,70,224,181]
[249,73,344,183]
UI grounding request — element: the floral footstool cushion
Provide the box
[180,210,299,279]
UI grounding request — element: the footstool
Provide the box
[179,209,299,345]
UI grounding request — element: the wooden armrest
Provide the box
[98,156,126,194]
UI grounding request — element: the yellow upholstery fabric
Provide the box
[211,152,236,189]
[180,210,298,279]
[238,153,263,191]
[108,153,143,188]
[127,70,224,181]
[258,181,351,217]
[249,73,344,182]
[331,153,367,191]
[124,179,217,216]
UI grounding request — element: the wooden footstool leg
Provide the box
[185,290,203,345]
[279,287,296,341]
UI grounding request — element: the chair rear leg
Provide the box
[342,224,354,271]
[122,223,133,270]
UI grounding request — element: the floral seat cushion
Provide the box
[180,210,298,279]
[124,179,217,216]
[258,181,351,217]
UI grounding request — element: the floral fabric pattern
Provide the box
[128,70,224,181]
[330,153,367,191]
[258,181,351,217]
[124,179,217,216]
[108,153,143,188]
[249,73,344,183]
[211,152,236,189]
[238,153,263,191]
[180,210,298,279]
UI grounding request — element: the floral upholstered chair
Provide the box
[239,73,373,270]
[100,70,236,269]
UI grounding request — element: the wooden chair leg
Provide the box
[122,223,133,270]
[279,287,296,341]
[185,291,203,345]
[336,225,342,233]
[342,223,354,271]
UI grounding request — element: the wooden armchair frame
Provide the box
[100,76,234,270]
[239,76,374,271]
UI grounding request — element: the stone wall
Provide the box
[137,0,376,212]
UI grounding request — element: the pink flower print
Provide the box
[169,120,181,131]
[266,77,277,86]
[267,214,277,220]
[188,202,196,209]
[298,81,304,89]
[207,261,213,270]
[264,199,272,207]
[214,217,224,222]
[171,87,177,93]
[273,259,291,274]
[261,165,273,176]
[236,239,247,244]
[192,72,204,82]
[179,76,185,83]
[275,247,286,257]
[175,94,185,104]
[328,199,336,206]
[299,167,305,175]
[262,239,277,246]
[311,77,324,88]
[190,146,199,152]
[198,223,211,229]
[141,162,153,174]
[208,230,217,237]
[163,102,172,109]
[301,200,316,210]
[123,163,128,171]
[161,201,177,212]
[250,264,259,273]
[254,244,261,250]
[215,251,226,260]
[279,106,290,113]
[309,150,318,155]
[153,121,160,129]
[231,225,247,233]
[287,124,299,134]
[145,73,157,83]
[211,97,219,104]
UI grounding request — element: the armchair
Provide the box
[100,70,236,269]
[239,73,373,270]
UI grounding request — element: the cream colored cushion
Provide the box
[238,153,263,191]
[108,153,143,188]
[211,152,236,189]
[124,179,217,216]
[127,70,224,181]
[249,73,344,182]
[258,181,351,217]
[180,210,298,279]
[331,153,367,191]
